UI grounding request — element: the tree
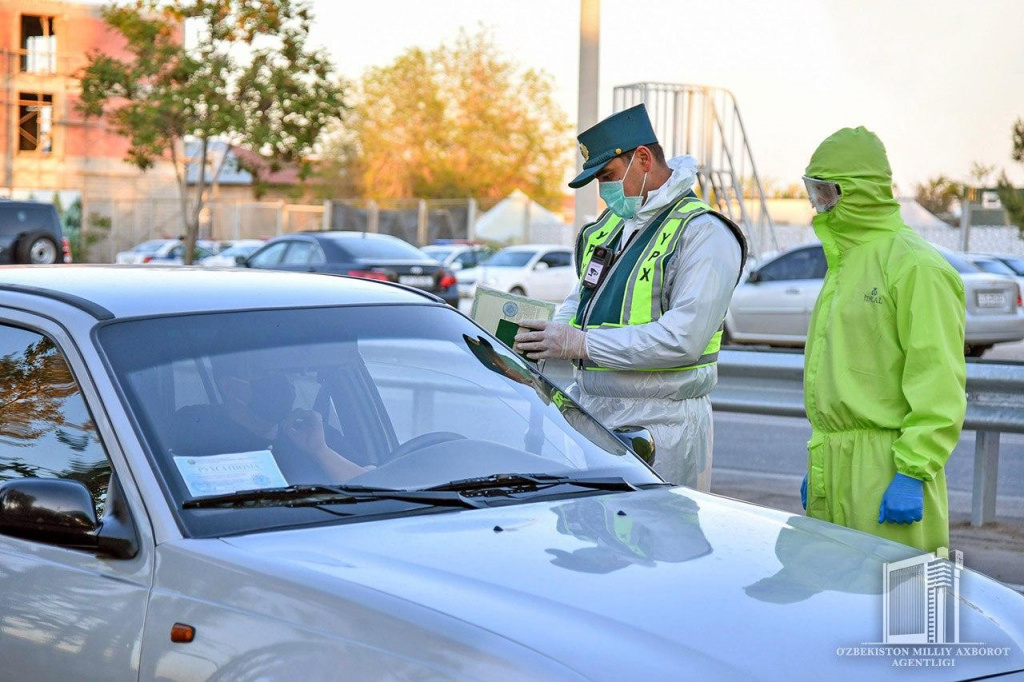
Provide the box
[330,28,572,209]
[914,174,962,225]
[78,0,346,263]
[996,118,1024,234]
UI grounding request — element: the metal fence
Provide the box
[712,349,1024,526]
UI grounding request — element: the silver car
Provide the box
[727,243,1024,356]
[1,266,1022,680]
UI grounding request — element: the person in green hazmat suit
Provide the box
[800,127,966,554]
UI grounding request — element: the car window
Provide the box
[1000,257,1024,276]
[454,252,477,267]
[333,235,426,260]
[134,240,168,253]
[249,241,289,267]
[98,306,655,539]
[539,251,572,268]
[485,250,536,267]
[972,258,1016,276]
[168,245,182,259]
[282,241,315,265]
[940,251,980,274]
[756,247,826,282]
[0,325,110,515]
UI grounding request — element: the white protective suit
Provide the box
[556,156,743,490]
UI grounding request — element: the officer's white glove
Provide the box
[514,320,588,361]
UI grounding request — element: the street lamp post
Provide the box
[575,0,600,230]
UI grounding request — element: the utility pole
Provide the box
[574,0,600,230]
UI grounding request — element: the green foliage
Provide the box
[78,0,346,262]
[997,118,1024,235]
[913,175,962,225]
[328,28,572,209]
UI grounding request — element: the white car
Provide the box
[968,253,1024,297]
[467,244,576,302]
[115,239,219,265]
[726,243,1024,355]
[2,266,1024,680]
[200,239,266,267]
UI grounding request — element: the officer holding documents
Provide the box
[515,104,746,491]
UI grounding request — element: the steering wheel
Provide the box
[387,431,467,462]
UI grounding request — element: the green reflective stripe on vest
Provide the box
[621,200,713,325]
[576,211,624,278]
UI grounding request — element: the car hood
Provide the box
[223,487,1024,680]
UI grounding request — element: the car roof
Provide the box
[0,265,435,320]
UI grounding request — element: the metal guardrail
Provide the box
[714,349,1024,526]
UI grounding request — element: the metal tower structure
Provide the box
[613,83,778,258]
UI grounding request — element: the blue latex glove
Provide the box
[800,474,808,510]
[878,473,924,524]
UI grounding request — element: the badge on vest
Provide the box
[582,246,613,289]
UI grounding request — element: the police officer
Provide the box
[515,104,746,491]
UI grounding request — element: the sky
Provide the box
[309,0,1024,193]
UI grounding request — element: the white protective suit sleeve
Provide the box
[554,281,581,323]
[583,213,742,370]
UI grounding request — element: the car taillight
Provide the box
[61,237,73,263]
[1017,283,1022,308]
[142,255,154,263]
[348,269,391,282]
[439,271,457,289]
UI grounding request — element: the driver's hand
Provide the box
[282,409,329,456]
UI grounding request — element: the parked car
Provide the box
[242,231,458,306]
[2,266,1022,679]
[969,253,1024,294]
[726,243,1024,356]
[115,239,219,265]
[0,199,71,264]
[200,239,266,267]
[465,244,576,302]
[421,243,494,272]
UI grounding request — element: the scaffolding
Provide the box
[613,83,778,259]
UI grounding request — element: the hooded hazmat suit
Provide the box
[556,156,745,490]
[803,127,966,553]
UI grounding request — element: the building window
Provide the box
[21,15,57,74]
[18,93,53,153]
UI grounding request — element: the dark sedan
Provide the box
[241,231,459,305]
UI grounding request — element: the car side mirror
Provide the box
[235,255,249,266]
[746,269,760,284]
[613,425,655,466]
[0,478,138,559]
[534,261,549,271]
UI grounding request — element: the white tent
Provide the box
[899,199,952,230]
[474,189,572,245]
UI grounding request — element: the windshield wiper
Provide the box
[182,484,485,510]
[423,473,640,494]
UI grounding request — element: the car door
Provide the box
[529,250,575,302]
[0,316,152,681]
[728,245,826,343]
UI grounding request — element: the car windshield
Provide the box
[134,240,169,253]
[484,250,535,267]
[219,244,261,258]
[98,305,656,537]
[422,247,454,262]
[334,235,429,261]
[972,258,1017,276]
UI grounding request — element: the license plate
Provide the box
[399,275,434,287]
[977,292,1007,308]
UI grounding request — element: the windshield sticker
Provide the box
[174,451,288,498]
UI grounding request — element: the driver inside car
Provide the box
[172,358,369,483]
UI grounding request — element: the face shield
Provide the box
[802,176,842,214]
